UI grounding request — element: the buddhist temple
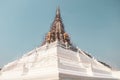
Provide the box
[0,7,120,80]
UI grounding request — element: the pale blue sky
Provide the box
[0,0,120,69]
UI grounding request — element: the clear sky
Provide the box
[0,0,120,69]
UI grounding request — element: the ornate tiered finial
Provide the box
[42,7,71,46]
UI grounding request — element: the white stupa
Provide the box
[0,7,120,80]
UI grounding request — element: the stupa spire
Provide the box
[56,6,60,18]
[42,7,71,46]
